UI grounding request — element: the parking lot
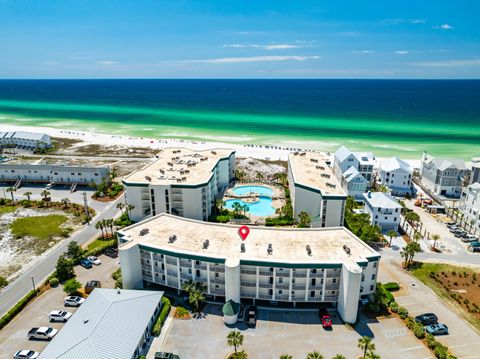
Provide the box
[152,305,432,359]
[0,254,119,359]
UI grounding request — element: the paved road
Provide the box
[0,195,123,317]
[5,153,154,161]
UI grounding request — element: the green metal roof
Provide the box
[222,299,240,316]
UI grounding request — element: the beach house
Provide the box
[288,151,347,227]
[420,153,468,198]
[122,147,235,222]
[0,131,51,150]
[379,157,414,196]
[333,145,375,185]
[362,191,401,232]
[339,167,369,200]
[459,183,480,234]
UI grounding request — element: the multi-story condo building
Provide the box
[288,152,347,227]
[333,145,375,184]
[362,191,401,232]
[459,183,480,234]
[420,153,468,198]
[379,157,413,196]
[0,131,51,150]
[470,164,480,185]
[0,163,109,185]
[123,148,235,222]
[340,167,369,201]
[118,214,380,324]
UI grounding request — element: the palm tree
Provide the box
[242,204,249,217]
[234,351,248,359]
[107,218,115,237]
[358,336,375,358]
[431,233,440,250]
[95,221,105,239]
[365,352,381,359]
[305,352,323,359]
[386,230,397,247]
[41,190,50,201]
[116,202,125,215]
[298,211,311,228]
[23,191,32,202]
[400,241,421,267]
[256,172,264,181]
[227,330,244,354]
[232,201,243,217]
[215,199,225,214]
[126,204,135,220]
[6,187,15,203]
[181,279,195,295]
[280,355,293,359]
[332,355,346,359]
[413,232,422,242]
[61,198,70,208]
[189,288,205,313]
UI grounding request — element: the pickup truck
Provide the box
[246,306,257,327]
[28,327,58,341]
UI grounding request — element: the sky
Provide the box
[0,0,479,79]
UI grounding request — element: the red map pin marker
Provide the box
[238,225,250,241]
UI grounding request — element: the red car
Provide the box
[322,315,332,329]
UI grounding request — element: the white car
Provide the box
[13,350,40,359]
[64,296,85,307]
[87,256,102,265]
[49,310,72,322]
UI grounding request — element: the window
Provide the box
[279,277,283,283]
[371,274,376,280]
[370,285,374,291]
[310,291,315,297]
[215,272,219,278]
[373,262,377,268]
[279,290,283,294]
[332,278,336,284]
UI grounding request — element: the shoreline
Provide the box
[1,123,425,168]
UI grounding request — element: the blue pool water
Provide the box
[232,185,274,197]
[224,196,275,217]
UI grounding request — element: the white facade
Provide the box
[333,145,375,184]
[0,131,51,150]
[362,192,401,233]
[379,157,413,196]
[420,153,468,198]
[118,214,380,324]
[0,163,109,185]
[288,152,347,227]
[459,183,480,234]
[340,167,369,200]
[123,148,235,222]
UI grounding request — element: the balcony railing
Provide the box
[309,285,323,290]
[240,281,256,287]
[209,278,225,284]
[240,269,257,275]
[195,264,207,270]
[325,284,339,290]
[307,296,323,301]
[274,295,289,301]
[258,294,272,300]
[180,272,192,280]
[259,283,273,288]
[324,296,338,301]
[275,283,289,289]
[326,271,340,278]
[293,272,307,278]
[292,284,306,290]
[166,270,177,277]
[309,272,324,278]
[240,292,257,298]
[259,270,273,276]
[211,289,225,295]
[210,266,225,273]
[275,271,290,278]
[166,258,177,265]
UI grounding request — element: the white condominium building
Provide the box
[420,153,468,198]
[362,191,401,233]
[288,152,347,228]
[459,183,480,234]
[118,214,380,324]
[333,145,375,184]
[122,148,235,222]
[379,157,413,196]
[0,131,51,150]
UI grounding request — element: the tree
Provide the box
[188,288,206,313]
[41,190,51,201]
[232,201,243,217]
[23,191,32,202]
[305,352,323,359]
[181,279,195,295]
[6,187,15,203]
[61,198,70,208]
[126,204,135,220]
[280,355,293,359]
[227,330,244,354]
[63,278,82,295]
[56,255,75,282]
[256,172,264,181]
[95,221,105,239]
[298,211,311,228]
[365,352,381,359]
[386,230,397,247]
[404,212,420,226]
[0,276,8,289]
[332,356,346,359]
[413,232,422,242]
[116,202,125,214]
[431,234,440,250]
[400,241,421,267]
[67,241,84,263]
[233,351,248,359]
[215,199,225,214]
[358,336,375,359]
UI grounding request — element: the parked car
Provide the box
[425,323,448,335]
[87,256,102,265]
[104,248,118,258]
[79,259,93,269]
[13,350,40,359]
[85,280,101,294]
[27,327,58,341]
[321,315,332,329]
[154,353,180,359]
[468,242,480,252]
[415,313,438,325]
[246,306,257,327]
[462,234,479,243]
[49,310,72,322]
[64,296,85,307]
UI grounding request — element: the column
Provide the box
[337,263,362,324]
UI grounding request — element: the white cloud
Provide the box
[176,55,321,64]
[222,43,313,50]
[394,50,409,55]
[433,24,454,30]
[411,59,480,67]
[352,50,376,54]
[41,61,59,65]
[410,19,426,24]
[96,60,119,65]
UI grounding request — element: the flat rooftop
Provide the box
[122,147,234,186]
[288,152,346,196]
[119,214,379,266]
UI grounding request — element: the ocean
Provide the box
[0,79,479,159]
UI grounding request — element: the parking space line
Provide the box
[399,345,425,352]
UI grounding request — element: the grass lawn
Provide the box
[86,238,116,252]
[0,205,17,214]
[10,214,68,240]
[412,262,480,331]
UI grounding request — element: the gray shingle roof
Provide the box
[363,192,402,209]
[39,289,163,359]
[381,157,412,174]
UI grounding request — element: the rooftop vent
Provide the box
[310,158,319,163]
[300,152,306,156]
[202,239,209,249]
[326,182,336,188]
[211,151,217,155]
[343,245,351,255]
[145,176,152,182]
[117,289,121,294]
[167,162,173,166]
[306,245,312,256]
[139,228,149,236]
[241,243,246,253]
[168,235,177,243]
[267,243,273,255]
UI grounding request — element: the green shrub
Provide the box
[434,343,449,359]
[63,279,82,295]
[383,282,400,292]
[0,289,39,330]
[49,277,59,287]
[0,276,8,289]
[83,239,116,258]
[176,306,190,317]
[405,316,415,330]
[398,306,409,319]
[413,322,425,339]
[151,297,171,336]
[216,215,231,223]
[389,301,399,313]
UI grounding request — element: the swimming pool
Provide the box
[232,185,273,197]
[224,196,276,217]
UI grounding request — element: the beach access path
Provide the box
[0,195,123,318]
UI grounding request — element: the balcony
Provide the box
[275,295,289,301]
[275,271,290,278]
[325,284,339,291]
[326,272,340,278]
[166,258,177,265]
[209,278,225,284]
[275,283,289,290]
[240,292,257,299]
[179,260,190,267]
[194,264,207,270]
[240,281,256,287]
[293,272,307,278]
[259,270,273,276]
[180,272,192,280]
[240,269,257,275]
[324,296,338,301]
[292,284,306,290]
[258,294,272,300]
[166,270,177,277]
[210,266,225,273]
[309,285,323,290]
[211,289,225,295]
[307,296,323,301]
[309,272,324,278]
[259,283,273,289]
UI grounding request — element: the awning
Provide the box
[222,299,240,316]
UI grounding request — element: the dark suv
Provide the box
[414,313,438,325]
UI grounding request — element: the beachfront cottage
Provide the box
[122,147,235,222]
[459,183,480,234]
[340,166,369,200]
[420,152,468,198]
[0,131,51,150]
[288,151,347,227]
[333,145,375,184]
[362,191,401,232]
[379,157,414,196]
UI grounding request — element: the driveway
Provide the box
[151,304,431,359]
[0,254,119,359]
